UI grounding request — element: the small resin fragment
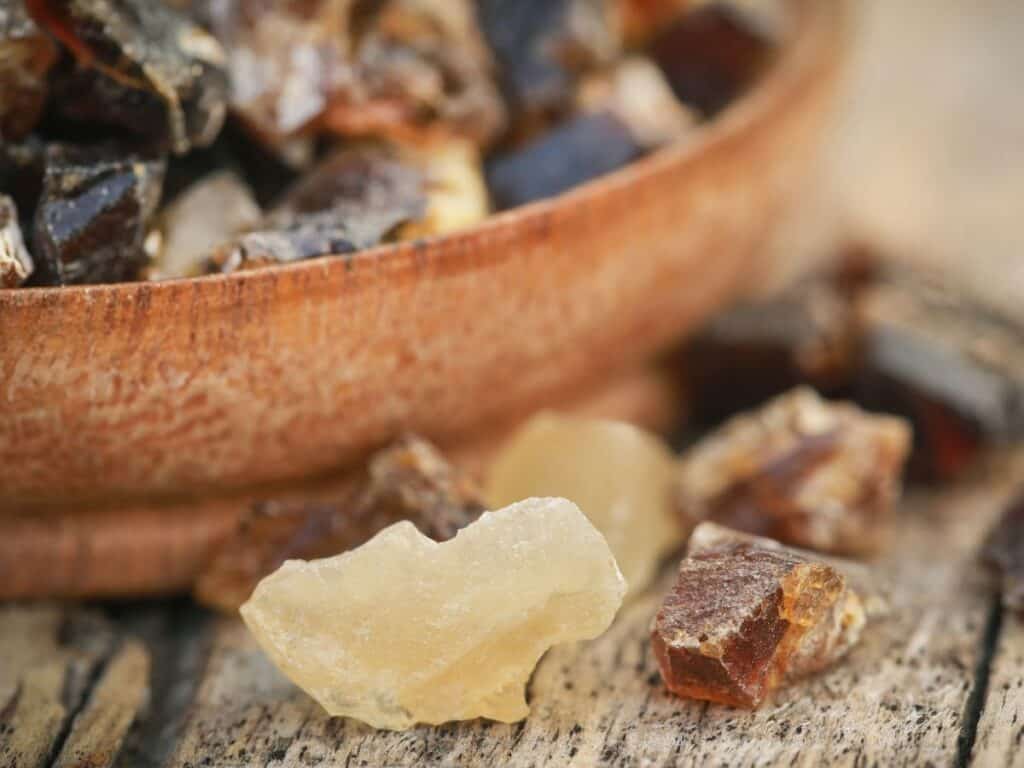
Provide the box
[982,491,1024,614]
[198,0,504,146]
[208,145,426,273]
[32,144,166,286]
[0,196,33,288]
[652,522,868,708]
[650,2,776,116]
[0,0,57,141]
[486,414,682,597]
[241,497,625,729]
[855,267,1024,482]
[395,140,489,239]
[27,0,228,154]
[476,0,620,135]
[618,0,692,45]
[486,112,641,209]
[196,435,485,612]
[685,275,858,426]
[677,388,911,555]
[150,171,261,280]
[576,56,697,150]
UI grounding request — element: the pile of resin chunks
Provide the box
[0,0,779,288]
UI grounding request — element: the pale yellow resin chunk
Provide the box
[240,497,625,730]
[487,414,683,597]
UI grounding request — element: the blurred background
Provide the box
[830,0,1023,311]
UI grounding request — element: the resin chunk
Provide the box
[27,0,228,154]
[677,388,911,555]
[476,0,620,134]
[198,0,504,146]
[576,57,697,150]
[486,112,640,209]
[0,0,57,140]
[685,275,858,426]
[197,435,485,612]
[0,196,33,288]
[395,140,489,239]
[241,497,625,729]
[652,522,868,708]
[982,491,1024,614]
[855,267,1024,482]
[486,414,682,597]
[32,144,166,285]
[650,2,775,116]
[150,171,261,280]
[208,145,425,273]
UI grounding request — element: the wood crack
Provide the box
[956,596,1004,767]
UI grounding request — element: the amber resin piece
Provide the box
[208,145,426,273]
[677,388,911,555]
[0,0,57,141]
[650,2,776,116]
[0,196,33,288]
[241,497,625,729]
[196,0,504,147]
[27,0,228,154]
[855,267,1024,482]
[150,171,261,280]
[32,144,166,286]
[197,435,485,612]
[476,0,620,134]
[685,275,858,426]
[652,522,868,708]
[982,491,1024,614]
[394,140,489,239]
[487,414,682,597]
[619,0,692,45]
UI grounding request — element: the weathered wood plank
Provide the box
[970,613,1024,767]
[0,606,119,768]
[51,639,149,768]
[166,471,1013,768]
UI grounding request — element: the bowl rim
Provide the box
[1,0,836,306]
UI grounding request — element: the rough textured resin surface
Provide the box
[197,435,485,612]
[677,388,911,555]
[652,523,867,708]
[487,414,682,596]
[241,497,625,729]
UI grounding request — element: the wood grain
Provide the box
[0,0,844,506]
[970,608,1024,767]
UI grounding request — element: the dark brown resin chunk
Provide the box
[27,0,228,154]
[195,435,486,612]
[0,196,34,287]
[677,388,911,555]
[982,491,1024,614]
[652,523,867,708]
[207,145,426,273]
[855,268,1024,482]
[650,3,775,117]
[0,0,57,141]
[32,144,166,285]
[685,276,858,426]
[475,0,619,134]
[486,112,641,209]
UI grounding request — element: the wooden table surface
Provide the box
[3,452,1022,768]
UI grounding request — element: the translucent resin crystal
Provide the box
[677,388,911,555]
[486,414,682,597]
[241,497,625,730]
[652,523,868,708]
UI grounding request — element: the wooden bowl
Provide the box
[0,0,845,507]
